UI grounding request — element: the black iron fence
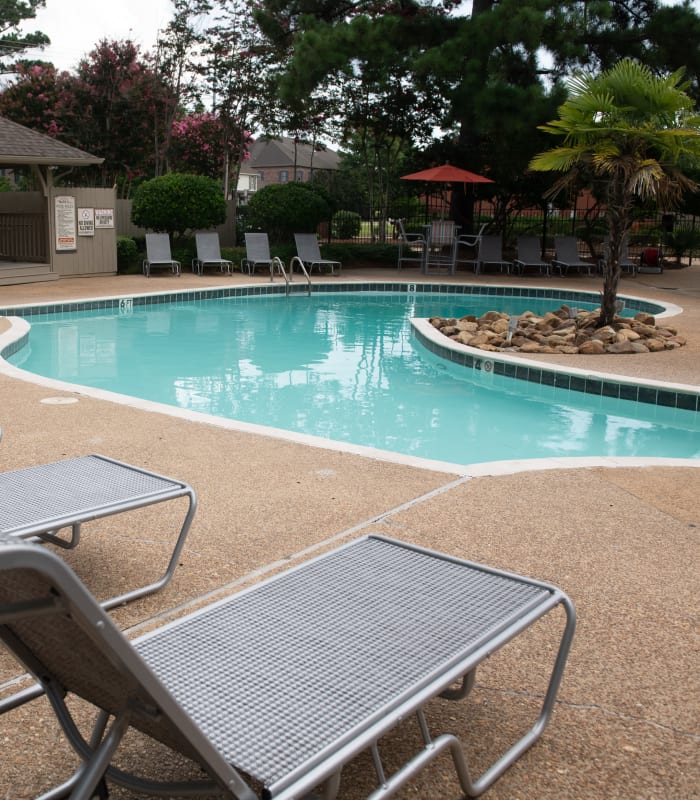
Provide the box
[326,201,700,266]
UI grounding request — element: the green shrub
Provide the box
[116,236,139,274]
[319,243,397,266]
[247,183,331,243]
[665,226,700,263]
[131,173,226,237]
[331,210,362,239]
[390,197,423,221]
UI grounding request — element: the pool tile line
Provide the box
[411,318,700,412]
[0,280,670,319]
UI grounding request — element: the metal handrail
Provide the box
[288,256,312,296]
[270,255,288,288]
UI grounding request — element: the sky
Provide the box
[16,0,691,74]
[18,0,175,71]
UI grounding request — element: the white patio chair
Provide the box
[395,218,427,270]
[424,220,458,274]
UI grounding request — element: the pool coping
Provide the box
[1,282,697,476]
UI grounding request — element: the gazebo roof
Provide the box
[0,116,103,167]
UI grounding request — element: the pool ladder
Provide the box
[271,256,311,296]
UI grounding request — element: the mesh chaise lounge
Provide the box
[241,232,275,276]
[294,233,341,275]
[143,233,181,277]
[0,532,575,799]
[461,235,511,275]
[551,236,593,276]
[512,236,550,276]
[192,232,233,275]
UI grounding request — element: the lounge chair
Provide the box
[424,220,458,274]
[192,232,233,275]
[294,233,341,275]
[551,237,593,276]
[0,532,575,800]
[143,233,181,277]
[462,234,511,275]
[241,232,275,276]
[512,236,550,276]
[395,218,427,270]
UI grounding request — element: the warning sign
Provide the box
[78,207,95,237]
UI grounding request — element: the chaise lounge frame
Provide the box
[0,532,575,800]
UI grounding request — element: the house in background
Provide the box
[0,116,116,286]
[235,169,259,205]
[247,136,341,191]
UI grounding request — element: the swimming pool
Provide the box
[5,285,699,470]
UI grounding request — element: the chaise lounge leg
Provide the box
[439,669,476,701]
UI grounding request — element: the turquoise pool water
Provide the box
[9,291,700,466]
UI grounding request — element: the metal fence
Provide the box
[116,194,699,266]
[326,199,700,265]
[0,213,48,262]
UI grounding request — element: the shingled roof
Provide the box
[0,116,103,167]
[249,136,340,172]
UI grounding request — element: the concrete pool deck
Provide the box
[0,265,698,799]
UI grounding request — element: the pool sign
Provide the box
[54,195,76,252]
[95,208,114,228]
[77,207,95,237]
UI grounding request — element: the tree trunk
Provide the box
[600,176,632,326]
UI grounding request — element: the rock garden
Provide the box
[429,305,687,354]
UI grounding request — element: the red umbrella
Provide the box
[400,164,494,184]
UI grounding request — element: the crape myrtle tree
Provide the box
[169,112,231,178]
[58,40,177,194]
[530,59,700,327]
[0,61,67,136]
[150,0,212,176]
[0,0,49,70]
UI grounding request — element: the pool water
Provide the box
[10,292,700,466]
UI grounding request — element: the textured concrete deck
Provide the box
[0,264,698,799]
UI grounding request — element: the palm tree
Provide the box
[530,58,700,326]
